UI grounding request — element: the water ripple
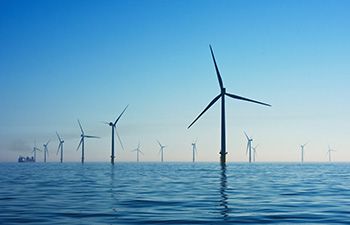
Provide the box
[1,162,350,224]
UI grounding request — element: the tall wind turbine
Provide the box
[327,145,335,162]
[244,132,253,163]
[300,143,307,163]
[43,140,50,163]
[32,141,41,162]
[77,120,100,164]
[105,105,128,164]
[188,45,271,164]
[252,145,258,162]
[157,140,166,162]
[191,139,197,162]
[132,142,143,162]
[56,132,64,163]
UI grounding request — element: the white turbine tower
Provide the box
[244,132,253,163]
[327,145,335,162]
[56,132,64,163]
[157,140,166,162]
[104,105,128,164]
[191,139,197,162]
[77,120,100,164]
[132,142,143,162]
[300,143,307,163]
[43,140,50,163]
[32,141,41,162]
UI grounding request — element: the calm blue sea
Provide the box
[1,162,350,224]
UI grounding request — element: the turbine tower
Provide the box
[132,142,143,162]
[327,146,335,162]
[188,45,271,164]
[300,143,307,163]
[77,120,100,164]
[105,105,128,164]
[32,141,41,162]
[157,140,166,162]
[43,140,50,163]
[244,132,253,163]
[56,132,64,163]
[191,139,197,162]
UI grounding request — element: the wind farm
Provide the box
[2,1,350,224]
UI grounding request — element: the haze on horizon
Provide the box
[1,0,350,163]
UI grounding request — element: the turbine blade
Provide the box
[77,138,83,151]
[56,132,62,142]
[78,119,84,134]
[157,140,162,147]
[188,94,221,129]
[116,130,124,150]
[56,143,61,155]
[84,135,100,138]
[46,140,50,146]
[225,93,271,107]
[114,105,129,126]
[244,131,249,141]
[246,143,249,154]
[209,45,224,90]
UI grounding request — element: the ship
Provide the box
[18,156,35,163]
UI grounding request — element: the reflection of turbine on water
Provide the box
[220,163,229,220]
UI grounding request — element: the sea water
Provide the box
[1,162,350,224]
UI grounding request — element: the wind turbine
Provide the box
[191,139,197,162]
[77,120,100,164]
[32,141,41,162]
[327,145,335,162]
[188,45,271,164]
[244,132,253,163]
[157,140,166,162]
[300,143,307,163]
[43,140,50,163]
[252,145,258,162]
[56,132,64,163]
[104,105,128,164]
[132,141,143,162]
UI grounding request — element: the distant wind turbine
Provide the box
[104,105,128,164]
[300,143,307,163]
[32,141,41,162]
[191,139,197,162]
[132,142,143,162]
[157,140,166,162]
[56,132,64,163]
[43,140,50,163]
[188,45,271,164]
[327,145,335,162]
[252,145,258,162]
[244,132,253,163]
[77,120,100,164]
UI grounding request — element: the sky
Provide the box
[1,0,350,163]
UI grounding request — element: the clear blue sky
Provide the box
[1,0,350,162]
